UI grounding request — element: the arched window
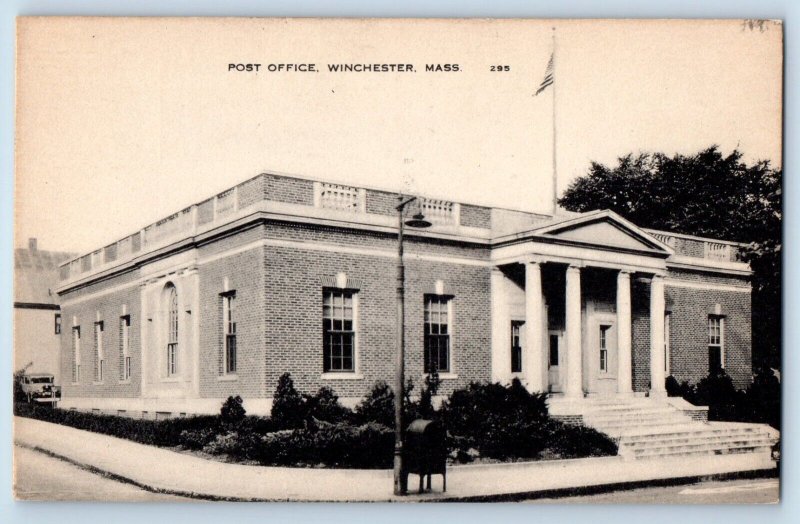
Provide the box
[166,284,178,376]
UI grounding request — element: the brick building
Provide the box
[55,172,752,417]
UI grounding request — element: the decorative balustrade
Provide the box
[215,188,237,218]
[651,232,677,248]
[60,184,243,281]
[315,182,364,212]
[704,242,732,262]
[420,198,459,225]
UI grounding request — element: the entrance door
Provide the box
[547,330,564,393]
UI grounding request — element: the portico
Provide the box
[490,210,673,399]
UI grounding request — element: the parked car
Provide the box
[19,374,61,404]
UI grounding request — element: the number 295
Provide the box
[490,65,510,72]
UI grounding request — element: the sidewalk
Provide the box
[13,417,777,502]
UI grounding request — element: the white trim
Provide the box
[60,237,488,306]
[664,278,751,293]
[644,228,746,247]
[667,255,751,275]
[262,237,489,267]
[320,373,365,380]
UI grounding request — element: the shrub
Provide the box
[306,386,353,424]
[546,420,618,459]
[441,379,549,460]
[742,367,781,429]
[180,428,217,450]
[271,373,307,429]
[355,381,395,427]
[14,402,219,447]
[255,421,394,468]
[665,375,695,399]
[693,369,746,421]
[203,430,263,459]
[220,395,246,425]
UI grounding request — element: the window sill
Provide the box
[423,373,458,380]
[217,374,239,382]
[119,380,131,385]
[160,377,182,383]
[92,381,105,386]
[321,373,364,380]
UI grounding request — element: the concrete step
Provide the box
[620,431,773,450]
[585,411,689,425]
[630,440,775,459]
[617,424,764,441]
[591,417,696,435]
[583,406,679,417]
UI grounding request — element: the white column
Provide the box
[616,270,633,395]
[490,267,509,382]
[525,261,546,392]
[565,265,583,399]
[649,274,667,396]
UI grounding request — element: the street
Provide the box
[13,445,190,502]
[530,477,779,504]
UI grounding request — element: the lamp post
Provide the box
[394,195,431,496]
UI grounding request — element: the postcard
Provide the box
[13,17,782,503]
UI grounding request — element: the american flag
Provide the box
[535,53,554,96]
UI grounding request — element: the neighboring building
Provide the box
[14,238,77,385]
[55,172,753,417]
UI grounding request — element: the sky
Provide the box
[14,18,783,254]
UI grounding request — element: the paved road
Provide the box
[529,477,779,504]
[13,445,191,502]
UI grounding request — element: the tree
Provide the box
[559,146,781,371]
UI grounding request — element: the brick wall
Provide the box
[460,204,491,229]
[263,238,492,399]
[365,188,398,216]
[264,173,314,205]
[630,273,752,392]
[197,240,266,398]
[666,283,752,390]
[237,174,266,208]
[60,283,142,400]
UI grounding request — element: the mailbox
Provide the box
[405,419,447,493]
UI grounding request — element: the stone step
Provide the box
[590,417,695,434]
[630,439,775,459]
[583,412,691,426]
[617,424,764,441]
[583,406,679,417]
[621,432,775,452]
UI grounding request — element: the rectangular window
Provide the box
[549,334,559,367]
[223,293,237,374]
[708,315,724,372]
[94,321,104,382]
[323,289,355,372]
[510,321,523,373]
[599,325,610,373]
[54,313,62,335]
[72,326,81,383]
[424,295,451,373]
[120,315,131,381]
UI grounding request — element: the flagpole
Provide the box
[551,26,558,216]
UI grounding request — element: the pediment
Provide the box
[536,211,672,254]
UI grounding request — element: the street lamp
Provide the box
[394,195,431,496]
